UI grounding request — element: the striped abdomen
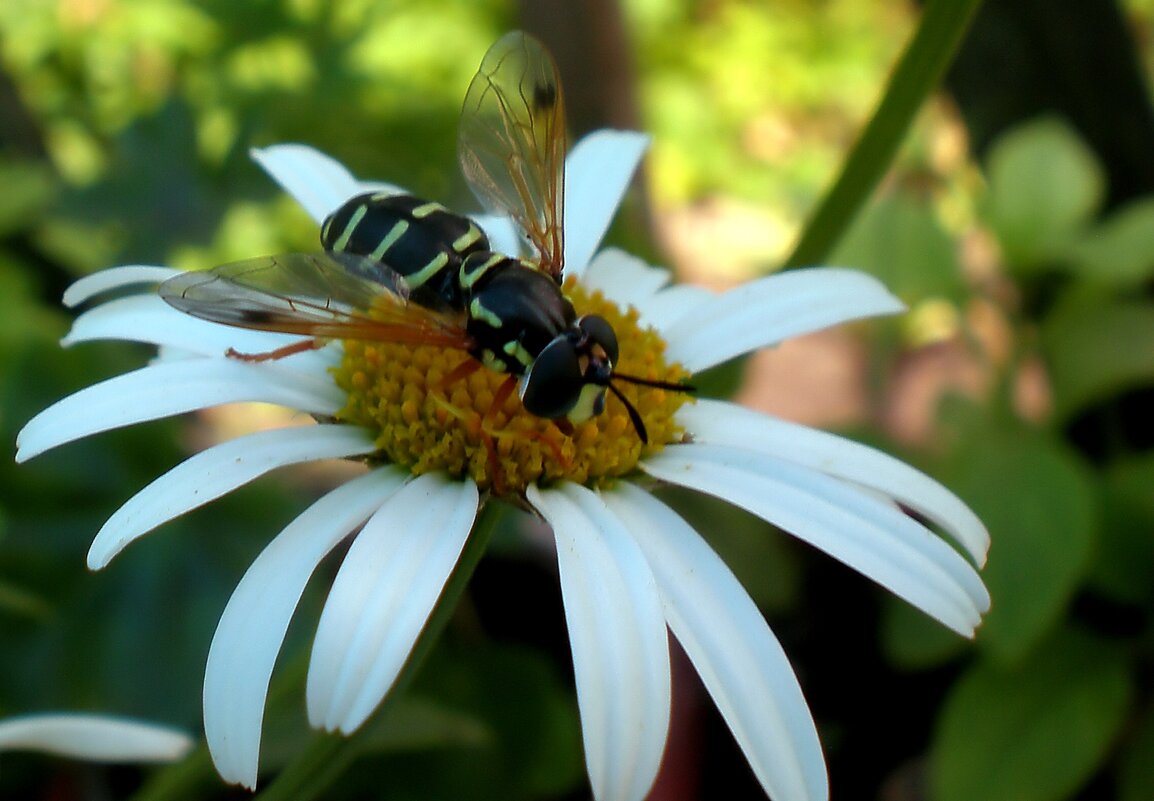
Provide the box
[321,191,577,380]
[321,192,489,307]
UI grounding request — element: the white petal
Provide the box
[580,248,670,307]
[204,467,408,789]
[0,713,193,763]
[579,249,712,333]
[642,443,990,636]
[251,145,400,225]
[63,266,180,308]
[604,483,828,801]
[662,268,906,373]
[64,293,312,358]
[146,342,338,381]
[527,482,670,801]
[640,283,714,334]
[473,213,522,257]
[307,473,479,733]
[88,424,377,569]
[564,131,650,278]
[15,359,344,463]
[680,399,990,565]
[251,144,359,224]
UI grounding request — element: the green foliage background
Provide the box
[2,1,1154,800]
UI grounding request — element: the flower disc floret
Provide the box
[331,282,691,494]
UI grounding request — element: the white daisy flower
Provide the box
[0,713,194,764]
[16,132,989,801]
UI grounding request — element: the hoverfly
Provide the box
[161,31,691,447]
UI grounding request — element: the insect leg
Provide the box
[477,375,570,470]
[226,338,324,362]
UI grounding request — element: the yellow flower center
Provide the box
[331,281,692,495]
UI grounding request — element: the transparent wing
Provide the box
[159,252,472,349]
[458,30,566,280]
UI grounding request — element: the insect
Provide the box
[161,31,691,448]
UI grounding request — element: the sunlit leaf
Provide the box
[983,117,1104,270]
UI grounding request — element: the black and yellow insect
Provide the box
[160,31,689,443]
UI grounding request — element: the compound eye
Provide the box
[577,314,618,364]
[521,337,582,418]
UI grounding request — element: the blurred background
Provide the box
[3,0,1154,799]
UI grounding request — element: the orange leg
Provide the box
[480,376,570,470]
[427,359,484,430]
[482,374,520,430]
[226,338,324,362]
[435,357,483,390]
[533,422,572,468]
[423,359,507,492]
[479,375,520,496]
[427,360,572,493]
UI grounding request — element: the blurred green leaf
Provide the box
[939,423,1096,663]
[0,578,53,622]
[0,161,56,236]
[880,594,971,668]
[930,630,1132,801]
[1069,197,1154,286]
[830,191,967,304]
[352,641,583,801]
[1088,455,1154,604]
[0,257,62,363]
[33,217,125,278]
[983,117,1104,270]
[355,695,490,752]
[1041,290,1154,421]
[259,693,490,778]
[69,100,226,260]
[1119,703,1154,801]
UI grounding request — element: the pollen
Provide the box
[330,281,692,496]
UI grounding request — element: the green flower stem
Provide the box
[251,501,501,801]
[784,0,984,269]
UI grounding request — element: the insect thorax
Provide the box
[321,192,489,307]
[463,257,576,375]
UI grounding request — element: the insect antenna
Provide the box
[606,381,649,444]
[611,372,697,395]
[605,373,696,444]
